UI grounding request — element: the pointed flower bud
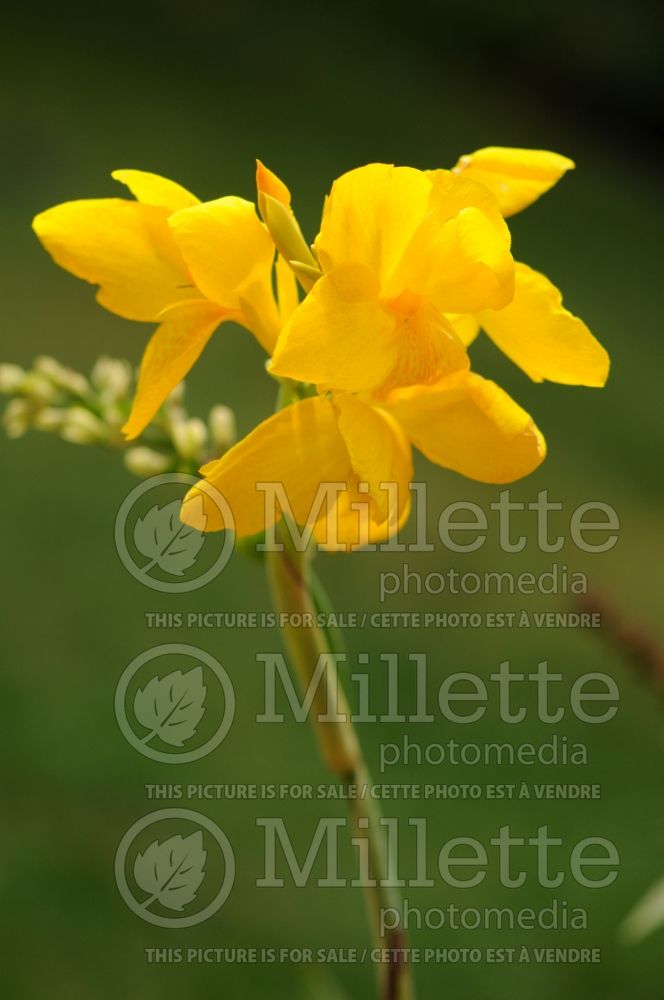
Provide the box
[256,159,291,209]
[259,193,318,284]
[255,160,320,289]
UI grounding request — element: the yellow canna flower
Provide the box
[178,149,608,546]
[31,152,608,552]
[181,371,546,547]
[270,150,609,392]
[269,163,514,395]
[32,169,281,439]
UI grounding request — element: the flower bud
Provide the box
[33,407,66,432]
[289,259,323,288]
[260,193,318,287]
[91,356,132,400]
[2,398,31,438]
[100,401,125,426]
[256,160,292,208]
[22,371,58,404]
[0,364,25,393]
[60,406,107,444]
[208,405,236,453]
[124,446,173,478]
[35,356,90,397]
[33,355,63,379]
[171,416,208,462]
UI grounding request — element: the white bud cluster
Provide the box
[0,354,238,481]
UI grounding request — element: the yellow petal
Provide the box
[376,296,470,393]
[32,199,197,321]
[454,147,575,217]
[182,394,412,549]
[387,170,513,307]
[269,264,399,392]
[168,197,275,311]
[315,164,432,283]
[112,169,200,211]
[181,396,352,536]
[447,313,480,346]
[319,487,412,550]
[335,394,412,526]
[386,372,546,483]
[236,277,282,355]
[478,262,609,386]
[256,160,291,206]
[123,300,228,440]
[391,205,515,313]
[426,169,507,229]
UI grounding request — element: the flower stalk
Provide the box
[266,518,414,1000]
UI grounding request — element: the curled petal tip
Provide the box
[256,160,291,207]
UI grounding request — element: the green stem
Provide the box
[266,520,414,1000]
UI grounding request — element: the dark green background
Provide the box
[2,1,663,996]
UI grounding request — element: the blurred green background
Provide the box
[2,1,664,996]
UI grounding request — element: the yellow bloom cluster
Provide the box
[33,148,609,547]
